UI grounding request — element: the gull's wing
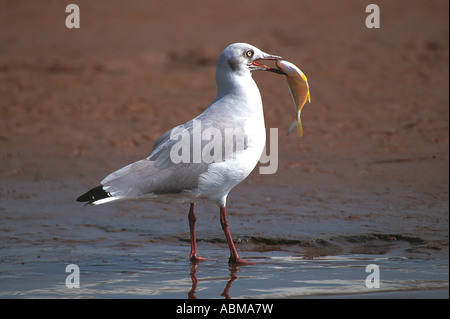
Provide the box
[101,114,248,200]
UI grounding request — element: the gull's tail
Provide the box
[76,185,115,205]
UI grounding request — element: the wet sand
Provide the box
[0,1,448,298]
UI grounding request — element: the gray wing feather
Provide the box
[101,114,248,199]
[101,159,207,198]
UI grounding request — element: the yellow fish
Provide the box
[276,60,311,137]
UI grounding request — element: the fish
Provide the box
[276,60,311,137]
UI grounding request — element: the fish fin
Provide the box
[288,120,296,134]
[288,119,303,137]
[306,90,311,103]
[296,119,303,137]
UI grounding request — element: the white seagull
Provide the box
[77,43,285,264]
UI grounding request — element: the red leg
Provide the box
[219,205,250,264]
[188,203,205,263]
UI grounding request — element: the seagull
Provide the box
[77,43,285,264]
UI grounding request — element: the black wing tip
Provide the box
[76,185,110,204]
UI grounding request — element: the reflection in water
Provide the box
[188,262,240,299]
[0,254,447,298]
[221,265,239,299]
[188,262,199,299]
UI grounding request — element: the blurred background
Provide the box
[1,0,448,185]
[0,0,448,298]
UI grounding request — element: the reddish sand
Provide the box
[1,0,448,222]
[0,1,448,299]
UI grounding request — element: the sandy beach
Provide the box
[0,0,448,298]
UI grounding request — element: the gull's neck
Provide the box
[214,65,261,107]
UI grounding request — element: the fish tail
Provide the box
[288,119,303,137]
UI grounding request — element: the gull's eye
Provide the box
[245,49,254,58]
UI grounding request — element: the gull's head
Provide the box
[217,43,284,77]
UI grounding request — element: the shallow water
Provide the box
[0,180,448,298]
[0,246,448,298]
